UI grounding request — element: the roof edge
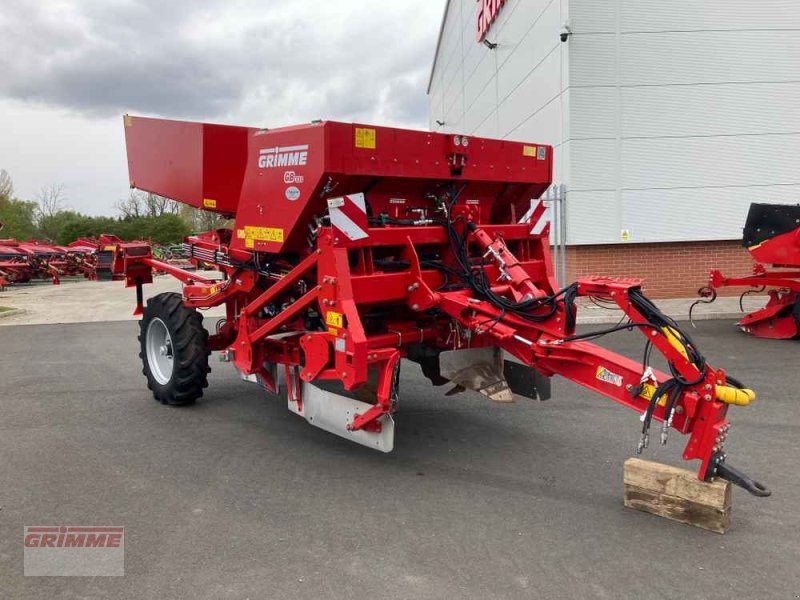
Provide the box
[426,0,452,95]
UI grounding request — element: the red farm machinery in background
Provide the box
[0,233,132,288]
[0,238,67,285]
[703,203,800,339]
[110,115,770,498]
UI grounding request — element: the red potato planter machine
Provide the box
[703,203,800,339]
[114,115,770,497]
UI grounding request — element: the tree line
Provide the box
[0,170,228,245]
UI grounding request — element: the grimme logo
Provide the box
[24,525,124,576]
[258,144,309,169]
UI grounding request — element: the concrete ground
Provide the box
[0,277,766,327]
[0,319,797,599]
[0,276,225,327]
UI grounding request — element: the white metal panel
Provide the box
[569,139,618,191]
[465,79,497,134]
[570,0,617,33]
[494,0,551,45]
[564,190,621,244]
[444,87,466,132]
[472,110,500,138]
[621,184,800,244]
[498,50,561,138]
[464,50,496,110]
[569,34,617,87]
[620,30,800,87]
[569,87,617,139]
[620,0,800,32]
[504,95,563,146]
[621,133,800,190]
[496,0,561,100]
[622,82,800,139]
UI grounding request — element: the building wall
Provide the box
[566,240,756,298]
[567,0,800,246]
[429,0,800,242]
[427,0,798,296]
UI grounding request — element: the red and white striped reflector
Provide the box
[328,193,369,241]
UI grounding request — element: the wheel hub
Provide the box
[146,317,174,385]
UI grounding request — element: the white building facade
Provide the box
[428,0,800,296]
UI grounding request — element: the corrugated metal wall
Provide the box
[428,0,800,245]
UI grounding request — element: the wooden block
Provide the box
[623,458,732,534]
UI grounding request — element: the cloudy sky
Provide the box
[0,0,445,215]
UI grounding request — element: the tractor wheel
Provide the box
[138,292,210,406]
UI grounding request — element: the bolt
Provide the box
[322,299,329,305]
[411,303,419,311]
[704,384,712,391]
[704,394,712,401]
[675,406,684,414]
[625,384,634,392]
[342,372,347,378]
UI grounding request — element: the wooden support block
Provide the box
[623,458,732,534]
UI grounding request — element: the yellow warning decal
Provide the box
[355,127,376,149]
[595,366,623,387]
[327,327,339,336]
[236,229,246,239]
[523,145,537,157]
[639,383,668,407]
[243,226,284,243]
[103,245,116,252]
[203,198,217,209]
[325,311,343,328]
[245,238,254,249]
[208,285,219,295]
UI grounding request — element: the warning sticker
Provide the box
[355,127,376,149]
[537,146,546,160]
[325,311,343,328]
[327,197,345,209]
[639,383,668,406]
[596,366,623,387]
[236,229,246,239]
[203,198,217,209]
[243,226,284,243]
[523,145,537,157]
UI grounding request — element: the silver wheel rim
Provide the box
[146,318,174,385]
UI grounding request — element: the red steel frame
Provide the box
[114,116,768,494]
[707,222,800,339]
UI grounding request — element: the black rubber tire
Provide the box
[138,292,210,405]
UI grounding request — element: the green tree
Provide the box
[0,197,37,240]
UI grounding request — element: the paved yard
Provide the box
[0,319,797,599]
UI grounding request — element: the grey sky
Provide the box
[0,0,445,215]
